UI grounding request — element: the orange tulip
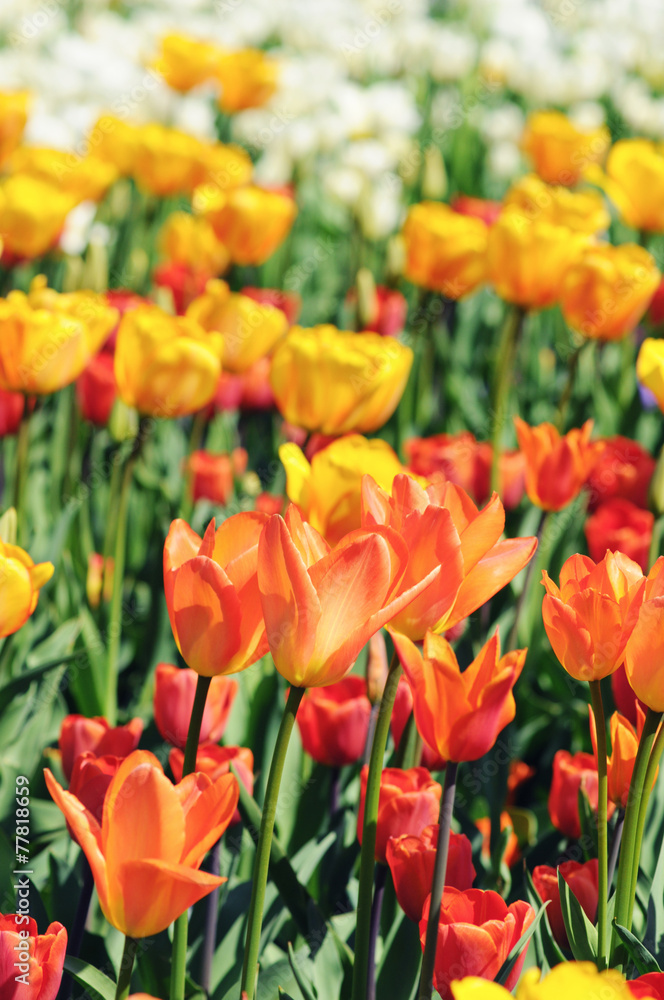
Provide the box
[514,417,604,511]
[590,704,655,807]
[214,48,279,113]
[521,110,610,186]
[169,743,253,826]
[357,766,442,863]
[256,504,432,688]
[153,663,238,749]
[153,33,222,92]
[542,551,646,682]
[624,557,664,710]
[195,184,296,266]
[163,512,268,677]
[402,201,489,299]
[548,749,614,838]
[45,750,238,937]
[362,473,537,639]
[391,630,525,762]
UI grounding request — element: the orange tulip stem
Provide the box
[240,684,306,1000]
[490,305,526,496]
[627,715,664,928]
[351,653,402,1000]
[418,761,458,1000]
[171,673,212,1000]
[588,680,608,970]
[115,934,138,1000]
[611,707,662,963]
[13,398,31,545]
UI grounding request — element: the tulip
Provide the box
[0,91,30,167]
[186,448,247,506]
[159,211,230,278]
[585,499,653,572]
[503,174,609,234]
[637,338,664,413]
[624,558,664,710]
[514,417,604,511]
[153,261,210,315]
[548,749,615,838]
[91,116,141,176]
[242,286,301,325]
[195,184,296,266]
[0,539,53,638]
[215,48,279,112]
[131,123,207,197]
[487,208,589,310]
[169,743,253,826]
[366,630,389,704]
[590,705,654,807]
[187,282,288,373]
[507,760,535,802]
[386,825,475,922]
[76,352,117,426]
[154,33,222,92]
[0,387,24,435]
[153,663,238,749]
[9,147,118,204]
[402,201,489,299]
[392,630,525,762]
[0,175,75,259]
[560,243,660,341]
[279,434,406,545]
[590,139,664,233]
[214,356,275,412]
[404,432,525,510]
[296,676,371,767]
[114,304,223,418]
[59,714,143,781]
[532,859,599,949]
[628,973,664,998]
[86,553,113,609]
[452,961,635,1000]
[163,512,268,677]
[542,551,646,682]
[450,194,502,227]
[257,504,435,687]
[67,751,123,826]
[255,492,283,516]
[586,436,654,512]
[391,676,446,770]
[362,473,537,638]
[0,913,67,1000]
[421,887,535,1000]
[270,325,412,435]
[45,750,238,937]
[521,110,610,186]
[476,812,520,868]
[357,766,441,864]
[345,284,408,337]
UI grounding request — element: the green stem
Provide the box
[611,708,663,962]
[351,652,401,1000]
[589,681,608,970]
[240,685,306,1000]
[170,674,212,1000]
[648,514,664,570]
[627,717,664,925]
[507,509,549,651]
[554,341,585,432]
[490,306,525,495]
[419,761,458,1000]
[115,935,138,1000]
[179,408,208,522]
[13,400,31,545]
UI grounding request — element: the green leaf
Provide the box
[557,869,597,961]
[63,956,116,1000]
[613,922,662,975]
[495,895,551,985]
[524,869,565,973]
[287,942,318,1000]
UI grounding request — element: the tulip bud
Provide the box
[109,398,139,442]
[421,146,447,200]
[366,630,389,704]
[356,267,378,332]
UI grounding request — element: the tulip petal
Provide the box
[116,858,225,938]
[171,556,243,675]
[176,771,239,867]
[445,536,537,628]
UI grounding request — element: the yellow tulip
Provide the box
[200,142,253,190]
[154,33,222,92]
[0,277,118,395]
[9,147,118,203]
[271,325,413,435]
[452,963,632,1000]
[487,207,589,310]
[0,175,75,259]
[114,304,223,417]
[187,280,288,373]
[587,139,664,232]
[194,184,296,266]
[504,174,609,234]
[159,212,230,275]
[91,116,141,176]
[521,110,610,186]
[561,242,660,340]
[402,201,488,299]
[215,49,279,113]
[131,124,206,197]
[279,434,406,545]
[0,91,30,167]
[637,337,664,411]
[0,538,53,637]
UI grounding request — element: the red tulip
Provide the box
[357,765,441,863]
[386,825,475,922]
[0,913,67,1000]
[532,859,598,949]
[67,751,123,828]
[548,749,615,838]
[586,436,655,511]
[585,498,653,572]
[153,663,238,749]
[241,286,301,325]
[169,743,253,825]
[390,676,446,770]
[255,492,283,516]
[58,714,143,781]
[76,352,117,426]
[451,194,502,227]
[187,448,248,505]
[345,285,408,337]
[153,261,209,314]
[628,972,664,998]
[0,387,24,436]
[296,677,371,767]
[419,887,535,999]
